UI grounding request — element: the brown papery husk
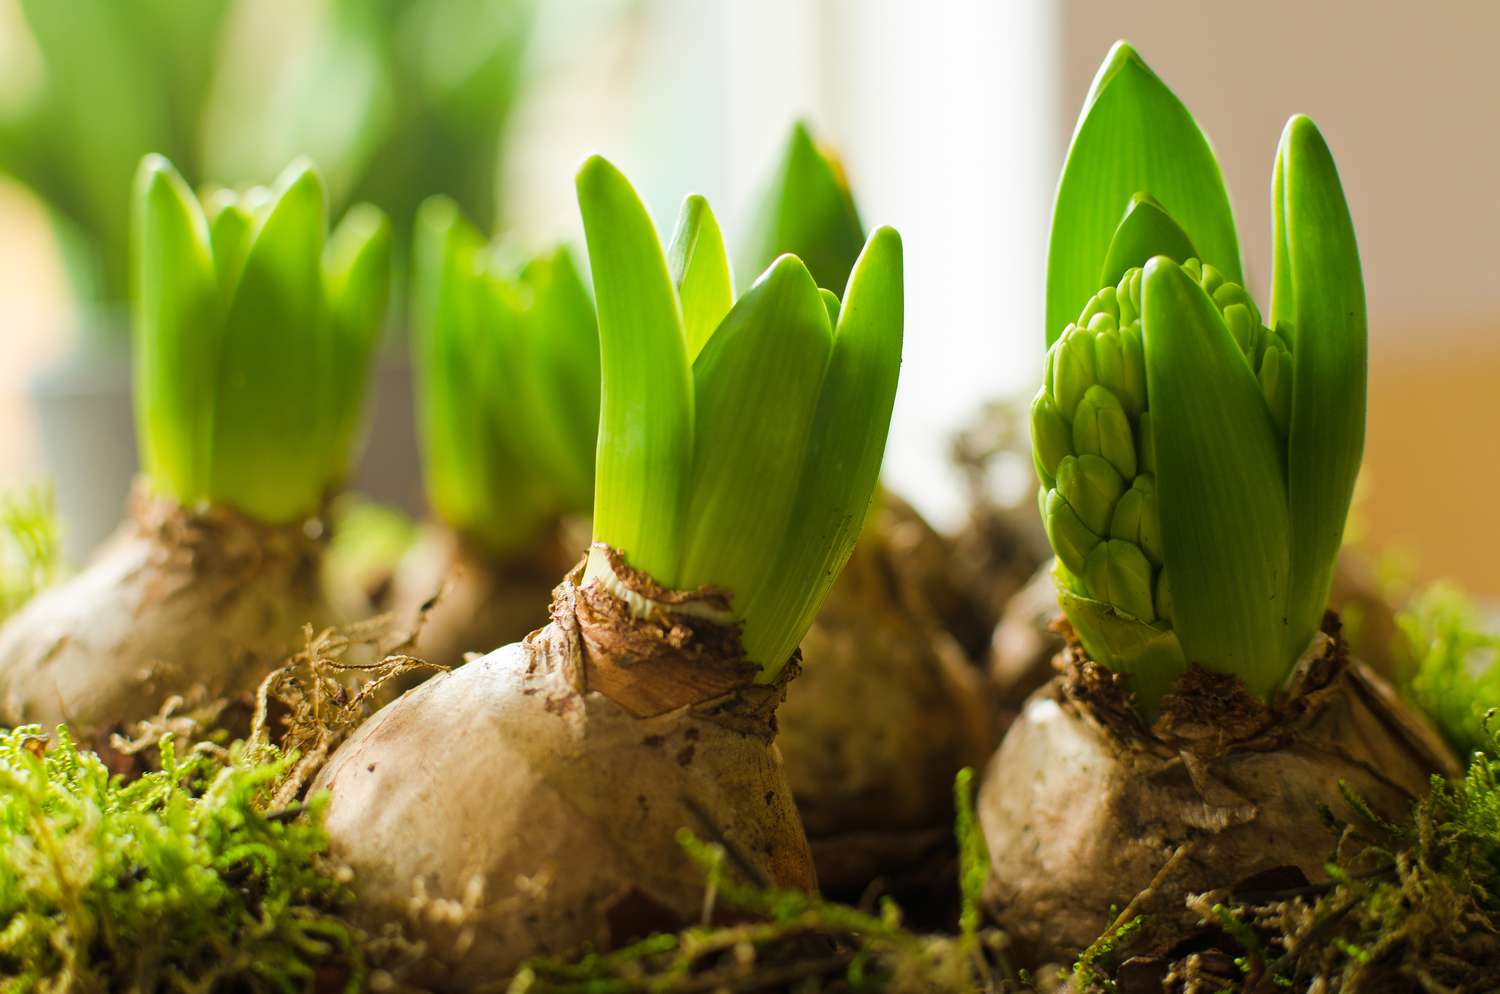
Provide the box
[311,548,815,989]
[977,617,1460,969]
[0,480,329,754]
[779,509,995,895]
[385,521,579,668]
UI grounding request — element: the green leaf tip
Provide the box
[577,153,693,585]
[1142,256,1291,699]
[667,193,734,361]
[1081,40,1149,109]
[678,252,832,659]
[577,159,902,678]
[412,198,600,558]
[1039,54,1368,713]
[1047,41,1241,347]
[131,153,391,524]
[1272,112,1367,665]
[1099,194,1200,287]
[742,224,904,675]
[735,119,866,295]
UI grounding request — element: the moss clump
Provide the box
[0,727,363,993]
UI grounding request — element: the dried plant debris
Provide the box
[249,618,439,807]
[1074,731,1500,994]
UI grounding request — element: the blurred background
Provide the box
[0,0,1495,597]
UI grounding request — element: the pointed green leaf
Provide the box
[736,120,866,294]
[1271,114,1367,663]
[211,160,329,522]
[1143,257,1291,698]
[819,287,841,328]
[205,193,255,308]
[131,154,218,502]
[514,247,601,513]
[322,202,392,479]
[743,227,903,676]
[576,155,692,584]
[666,194,734,360]
[476,280,562,555]
[412,198,489,537]
[678,256,833,646]
[1099,193,1200,287]
[411,205,553,556]
[1048,41,1241,346]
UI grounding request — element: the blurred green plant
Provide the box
[1399,582,1500,760]
[0,486,59,622]
[1033,43,1365,712]
[206,0,537,256]
[0,727,363,992]
[133,155,391,522]
[321,496,419,613]
[0,0,232,315]
[413,197,599,557]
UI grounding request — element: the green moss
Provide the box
[0,727,363,992]
[1073,914,1148,993]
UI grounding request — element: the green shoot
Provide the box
[1273,116,1368,666]
[735,120,866,293]
[1035,44,1365,711]
[412,197,599,558]
[1046,41,1241,348]
[575,157,903,678]
[667,194,734,359]
[132,155,391,524]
